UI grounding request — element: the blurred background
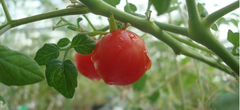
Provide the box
[0,0,239,110]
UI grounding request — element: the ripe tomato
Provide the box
[74,52,101,81]
[91,30,151,86]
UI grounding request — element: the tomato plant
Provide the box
[74,52,101,81]
[92,29,151,85]
[0,0,239,109]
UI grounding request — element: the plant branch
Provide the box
[79,0,236,76]
[202,1,239,28]
[185,0,201,26]
[155,22,189,36]
[185,0,239,75]
[174,57,186,110]
[168,33,215,55]
[124,10,189,36]
[194,60,205,110]
[0,0,12,22]
[0,7,89,36]
[83,14,97,31]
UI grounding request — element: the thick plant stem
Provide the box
[0,0,12,22]
[0,7,89,36]
[202,1,239,28]
[194,60,205,110]
[79,0,236,76]
[185,0,239,74]
[169,33,215,55]
[174,57,186,110]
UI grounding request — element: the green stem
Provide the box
[185,0,201,26]
[78,31,108,35]
[83,14,97,31]
[0,7,89,36]
[194,60,205,110]
[169,33,215,55]
[124,10,189,36]
[174,57,186,110]
[97,25,109,32]
[202,1,239,28]
[0,0,12,22]
[155,22,189,36]
[146,0,152,13]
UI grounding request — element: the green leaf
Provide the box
[230,19,238,27]
[67,25,77,31]
[57,38,71,47]
[77,17,83,28]
[216,18,228,26]
[227,30,239,47]
[132,74,147,92]
[109,13,118,32]
[34,43,60,65]
[103,0,120,7]
[211,23,218,31]
[71,34,96,55]
[152,0,172,16]
[124,3,137,13]
[0,95,6,105]
[0,45,44,86]
[148,91,160,103]
[197,3,209,18]
[45,59,78,98]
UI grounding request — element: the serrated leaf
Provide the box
[124,3,137,13]
[34,43,60,65]
[57,38,71,47]
[148,91,160,103]
[197,3,209,18]
[103,0,120,7]
[227,30,239,47]
[45,59,78,98]
[132,74,147,92]
[71,34,96,55]
[152,0,172,16]
[0,45,44,86]
[0,95,6,105]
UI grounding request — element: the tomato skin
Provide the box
[74,52,101,81]
[91,30,151,86]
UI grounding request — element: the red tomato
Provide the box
[74,52,101,81]
[91,30,151,86]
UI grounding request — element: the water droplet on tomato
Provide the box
[91,53,99,63]
[107,82,114,85]
[114,45,122,55]
[129,34,136,41]
[118,37,125,42]
[143,50,151,70]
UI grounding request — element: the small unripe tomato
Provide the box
[91,30,151,86]
[74,52,101,81]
